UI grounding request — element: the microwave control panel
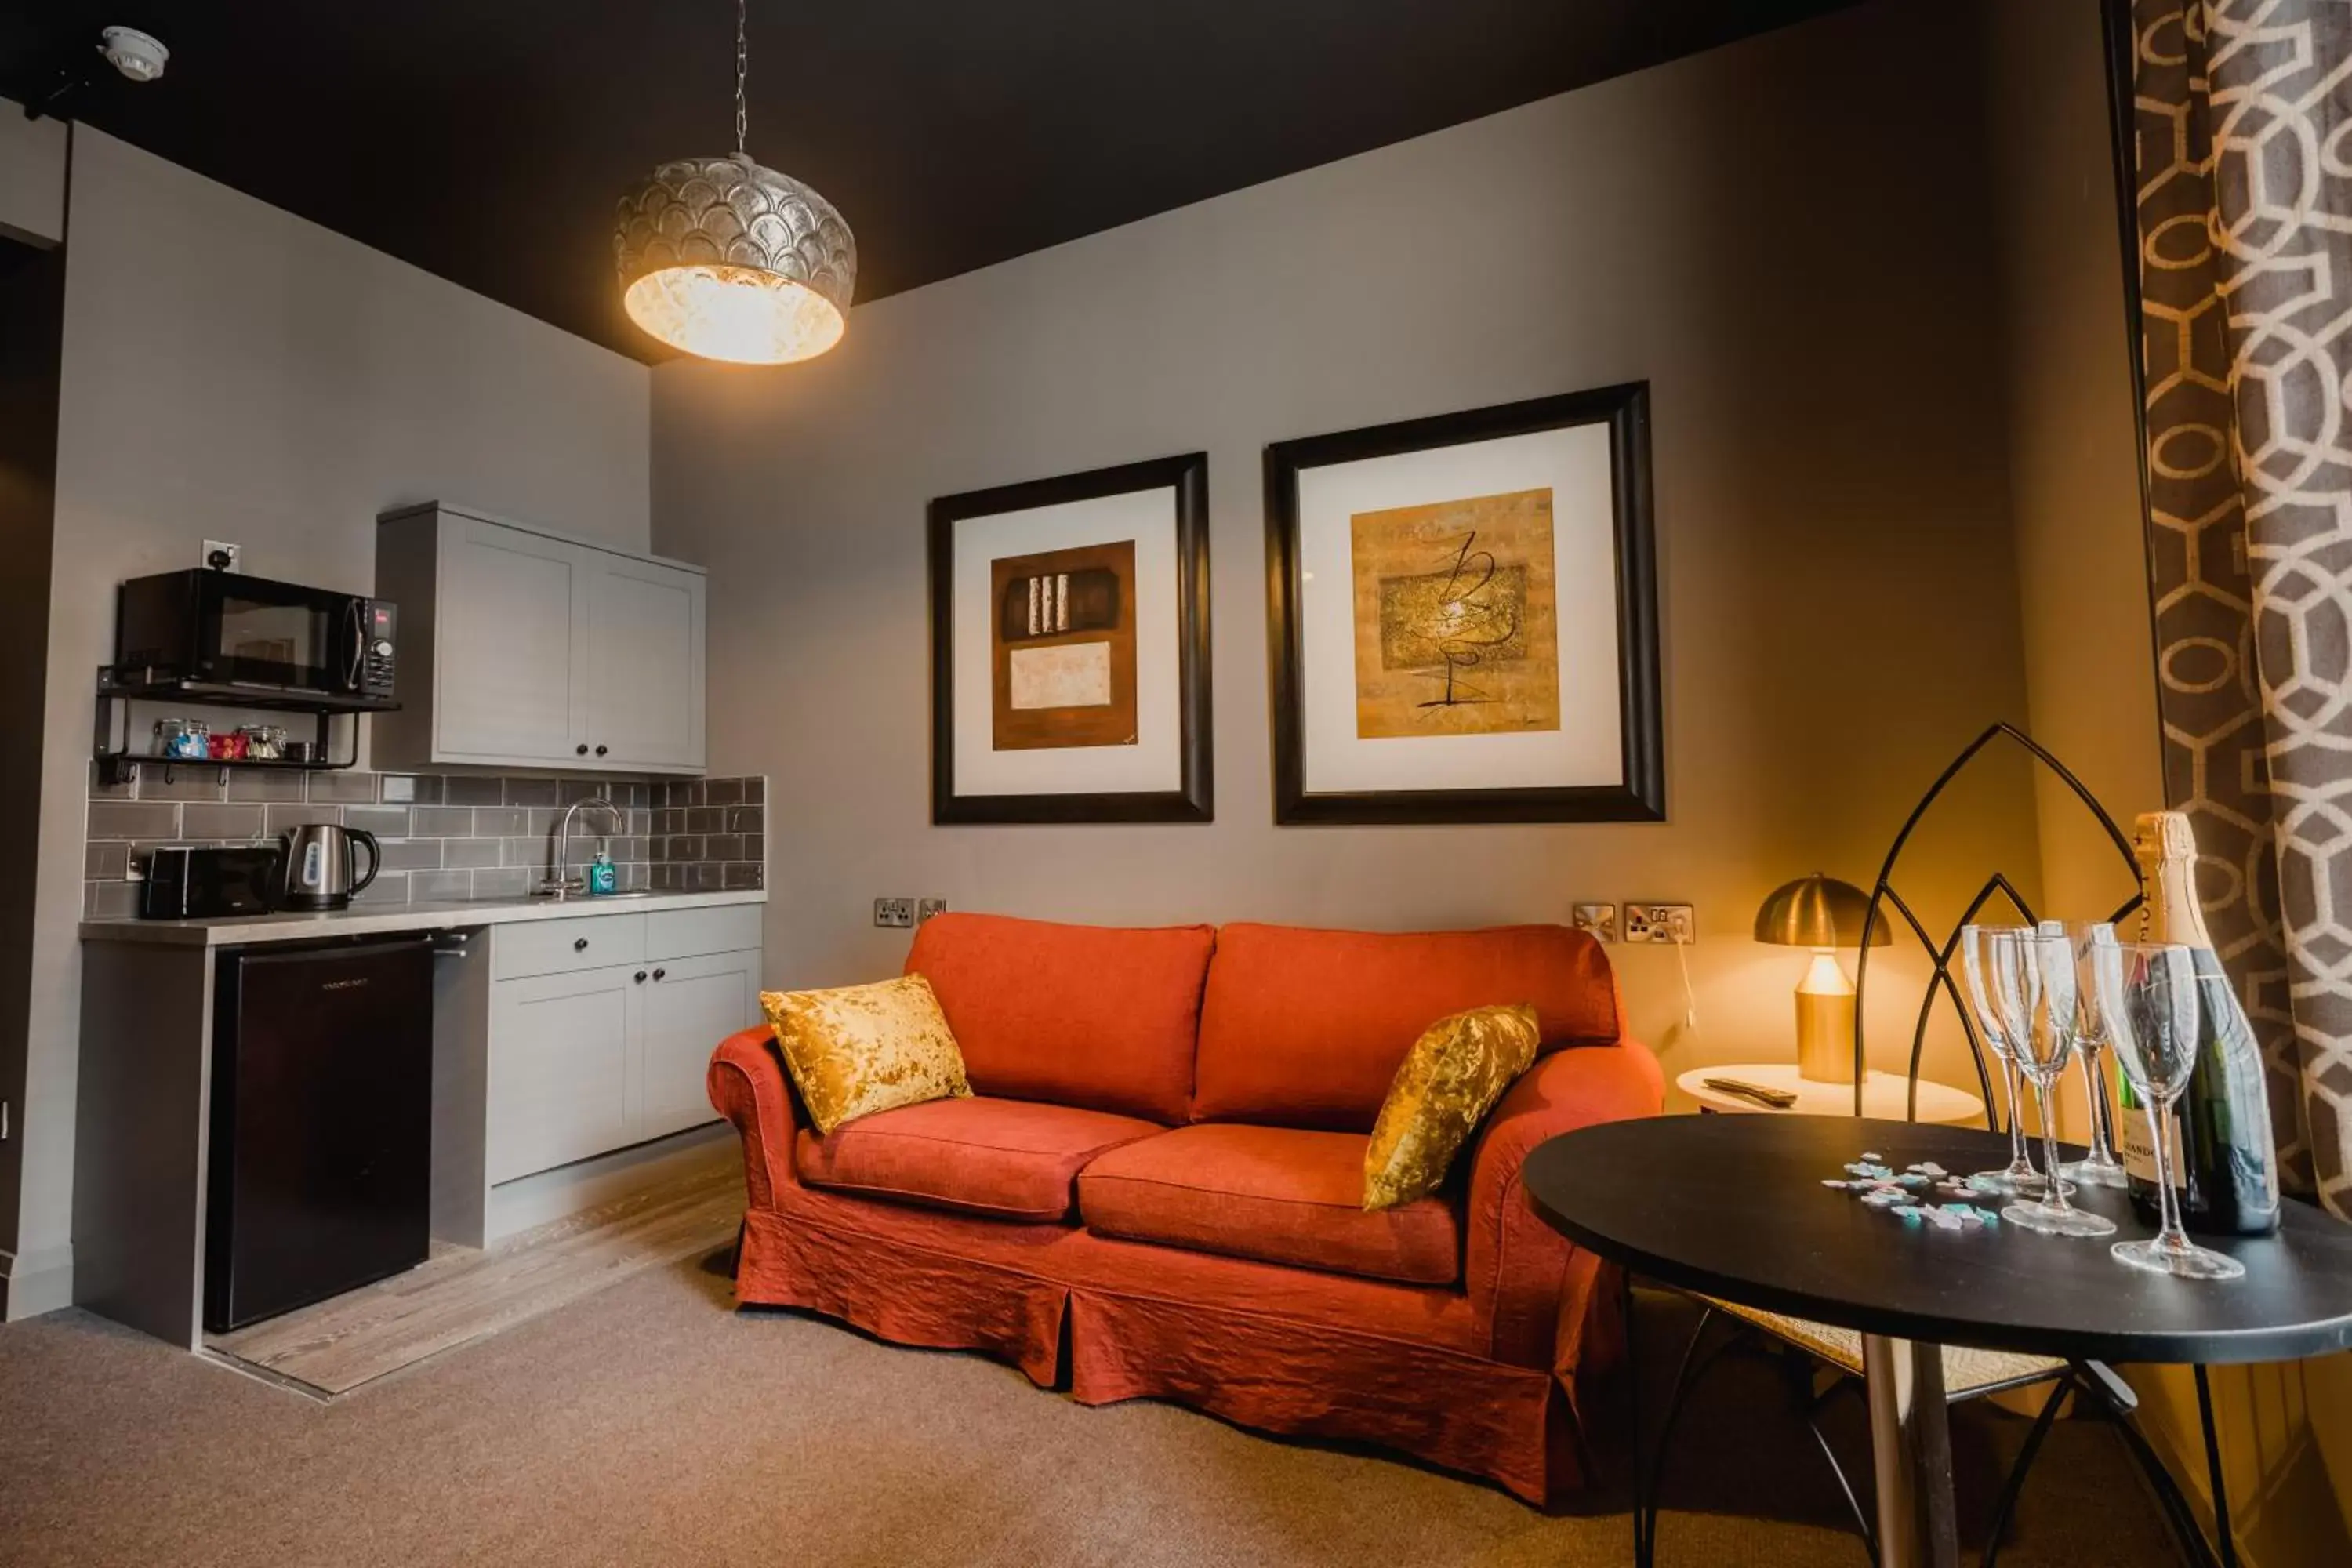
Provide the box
[361,601,397,699]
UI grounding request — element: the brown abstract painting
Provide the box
[990,539,1138,750]
[1349,487,1561,739]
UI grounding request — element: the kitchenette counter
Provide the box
[79,887,766,948]
[73,881,768,1352]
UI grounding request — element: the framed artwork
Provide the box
[1263,383,1662,825]
[929,452,1213,823]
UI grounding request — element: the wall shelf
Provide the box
[92,666,401,789]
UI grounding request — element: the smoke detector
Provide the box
[99,27,168,83]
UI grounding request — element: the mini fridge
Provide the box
[204,935,434,1333]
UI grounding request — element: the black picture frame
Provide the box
[929,452,1214,824]
[1262,383,1663,826]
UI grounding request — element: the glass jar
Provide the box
[154,718,210,760]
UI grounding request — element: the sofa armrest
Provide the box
[707,1025,800,1210]
[1464,1040,1664,1370]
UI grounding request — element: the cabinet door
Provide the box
[435,514,589,762]
[488,964,640,1184]
[636,949,757,1142]
[583,551,705,770]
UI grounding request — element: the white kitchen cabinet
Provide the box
[376,502,708,774]
[432,513,588,763]
[638,949,759,1142]
[480,913,759,1188]
[487,963,640,1184]
[584,550,706,769]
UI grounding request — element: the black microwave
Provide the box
[114,569,396,702]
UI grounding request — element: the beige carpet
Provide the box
[0,1262,2180,1567]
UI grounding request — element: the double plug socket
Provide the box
[875,898,949,929]
[1573,902,1695,945]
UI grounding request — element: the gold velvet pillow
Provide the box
[760,975,973,1135]
[1363,1003,1541,1211]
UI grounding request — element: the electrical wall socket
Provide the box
[201,539,242,573]
[916,898,949,924]
[1624,902,1695,944]
[1570,902,1619,942]
[873,897,915,929]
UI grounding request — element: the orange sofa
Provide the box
[706,914,1662,1502]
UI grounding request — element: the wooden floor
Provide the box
[208,1158,744,1396]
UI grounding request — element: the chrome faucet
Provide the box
[540,797,626,899]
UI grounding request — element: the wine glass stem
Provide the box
[2032,1076,2072,1214]
[2149,1101,2189,1251]
[2004,1058,2031,1171]
[2082,1047,2118,1163]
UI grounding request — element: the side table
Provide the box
[1677,1062,1984,1125]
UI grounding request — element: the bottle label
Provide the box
[2119,1097,2183,1189]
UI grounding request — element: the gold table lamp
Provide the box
[1753,874,1889,1084]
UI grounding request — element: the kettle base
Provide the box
[274,893,354,913]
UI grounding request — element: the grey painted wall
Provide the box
[651,1,2047,1102]
[0,101,67,1319]
[9,126,653,1316]
[1984,0,2165,910]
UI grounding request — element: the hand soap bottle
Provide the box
[589,848,618,897]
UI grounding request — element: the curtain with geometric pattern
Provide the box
[2123,0,2352,1217]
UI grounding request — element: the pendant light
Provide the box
[614,0,855,364]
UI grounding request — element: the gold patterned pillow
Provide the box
[1363,1004,1541,1211]
[760,975,973,1135]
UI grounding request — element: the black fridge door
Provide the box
[205,936,434,1333]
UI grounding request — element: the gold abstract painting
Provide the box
[1349,487,1561,739]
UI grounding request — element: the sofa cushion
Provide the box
[905,913,1215,1123]
[761,975,971,1134]
[1192,923,1621,1131]
[1363,1003,1541,1211]
[1077,1124,1461,1286]
[794,1095,1163,1223]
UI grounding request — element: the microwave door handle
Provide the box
[343,599,364,691]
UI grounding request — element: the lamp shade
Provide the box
[1753,874,1889,949]
[615,153,856,365]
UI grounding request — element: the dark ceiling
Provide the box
[5,2,1862,362]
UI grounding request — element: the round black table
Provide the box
[1522,1116,2352,1568]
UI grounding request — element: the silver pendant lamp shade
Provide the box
[615,1,855,365]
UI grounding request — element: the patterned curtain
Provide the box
[2123,0,2352,1216]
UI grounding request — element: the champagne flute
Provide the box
[2050,920,2129,1188]
[2089,940,2245,1280]
[1999,930,2116,1236]
[1958,924,2055,1196]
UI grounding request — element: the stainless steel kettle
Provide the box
[276,822,380,911]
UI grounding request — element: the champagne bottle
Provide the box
[2126,811,2281,1236]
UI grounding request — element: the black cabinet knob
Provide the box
[575,743,589,755]
[594,744,608,757]
[652,967,666,981]
[634,971,647,983]
[573,937,589,952]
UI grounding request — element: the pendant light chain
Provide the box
[729,0,748,157]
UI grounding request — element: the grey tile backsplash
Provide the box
[84,768,766,918]
[649,776,767,892]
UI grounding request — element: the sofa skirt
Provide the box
[735,1184,1596,1505]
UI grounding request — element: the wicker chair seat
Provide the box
[1705,1296,2068,1397]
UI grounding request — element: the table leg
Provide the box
[1860,1333,1958,1568]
